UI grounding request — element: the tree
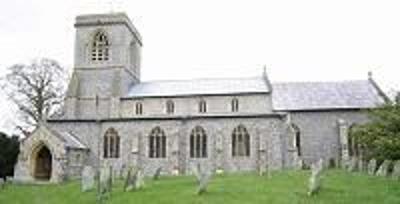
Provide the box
[1,58,68,133]
[350,98,400,161]
[0,132,19,180]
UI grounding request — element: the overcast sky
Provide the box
[1,0,400,134]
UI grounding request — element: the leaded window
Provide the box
[232,125,250,157]
[135,102,143,115]
[149,127,167,158]
[166,100,175,114]
[231,98,239,112]
[291,124,301,156]
[103,128,120,158]
[190,126,207,158]
[199,100,207,113]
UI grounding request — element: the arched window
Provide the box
[231,98,239,112]
[103,128,120,158]
[232,125,250,157]
[199,99,207,113]
[166,100,175,114]
[291,124,301,156]
[190,126,207,158]
[149,127,167,158]
[135,102,143,115]
[91,31,110,61]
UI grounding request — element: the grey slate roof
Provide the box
[58,131,88,150]
[43,124,88,149]
[125,77,270,98]
[272,80,385,111]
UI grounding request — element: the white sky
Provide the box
[1,0,400,134]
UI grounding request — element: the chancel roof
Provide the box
[125,77,271,98]
[272,80,386,111]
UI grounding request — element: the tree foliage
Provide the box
[351,97,400,161]
[0,132,19,179]
[1,58,68,133]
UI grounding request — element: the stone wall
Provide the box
[49,116,285,176]
[290,110,370,166]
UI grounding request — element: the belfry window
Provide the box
[232,125,250,157]
[190,126,207,158]
[199,100,207,113]
[166,100,175,114]
[231,98,239,112]
[149,127,167,158]
[103,128,120,158]
[91,31,110,61]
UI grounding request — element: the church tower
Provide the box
[65,13,142,119]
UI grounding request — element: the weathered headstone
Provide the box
[153,167,162,180]
[99,166,112,194]
[367,159,377,175]
[308,159,324,196]
[391,161,400,180]
[81,166,96,192]
[197,171,212,195]
[347,157,358,172]
[135,169,145,189]
[5,176,13,184]
[376,160,391,177]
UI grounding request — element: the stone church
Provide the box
[14,12,386,183]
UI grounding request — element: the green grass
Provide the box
[1,170,399,204]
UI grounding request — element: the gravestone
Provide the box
[135,169,145,189]
[391,161,400,180]
[348,157,358,172]
[99,166,112,194]
[5,176,13,184]
[192,163,202,184]
[0,178,4,189]
[153,167,162,180]
[197,171,212,195]
[123,167,137,192]
[367,159,377,175]
[215,168,224,175]
[308,159,324,196]
[376,160,391,177]
[358,159,366,172]
[81,166,96,192]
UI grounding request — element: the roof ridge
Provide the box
[272,79,368,85]
[138,76,263,84]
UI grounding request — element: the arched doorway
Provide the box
[33,145,52,180]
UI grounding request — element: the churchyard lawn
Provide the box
[1,170,399,204]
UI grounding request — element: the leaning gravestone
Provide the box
[391,161,400,180]
[81,166,96,192]
[197,171,212,195]
[367,159,377,175]
[153,167,162,180]
[376,160,391,177]
[308,159,324,196]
